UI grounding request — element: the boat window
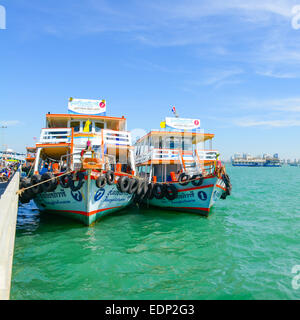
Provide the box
[169,137,175,149]
[167,136,181,149]
[182,138,192,150]
[70,121,80,133]
[82,121,92,132]
[152,137,159,148]
[95,122,104,132]
[159,136,163,149]
[138,166,144,173]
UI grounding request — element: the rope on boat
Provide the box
[16,165,229,196]
[17,170,141,195]
[16,171,72,195]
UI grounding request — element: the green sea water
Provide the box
[11,166,300,300]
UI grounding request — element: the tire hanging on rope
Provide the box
[96,175,106,188]
[128,178,139,194]
[222,173,232,196]
[165,184,178,200]
[41,172,57,192]
[136,180,148,199]
[69,172,85,192]
[106,170,115,185]
[146,183,155,200]
[191,174,204,186]
[178,173,190,186]
[220,192,227,200]
[19,178,32,203]
[117,176,131,193]
[152,183,166,200]
[59,174,70,188]
[30,174,42,194]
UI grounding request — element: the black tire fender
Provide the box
[59,174,70,188]
[69,172,85,192]
[178,173,190,186]
[222,174,232,196]
[146,183,155,200]
[21,177,35,199]
[128,178,139,194]
[96,175,106,188]
[153,183,166,200]
[30,174,42,194]
[19,178,32,203]
[117,176,131,193]
[165,184,178,200]
[19,194,31,204]
[191,174,204,186]
[136,180,148,198]
[41,172,57,192]
[106,171,115,185]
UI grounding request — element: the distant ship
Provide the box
[288,161,300,167]
[231,153,281,167]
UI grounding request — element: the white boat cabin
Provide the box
[135,129,218,183]
[34,113,135,175]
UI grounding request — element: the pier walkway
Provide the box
[0,171,19,300]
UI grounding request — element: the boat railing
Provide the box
[196,150,218,161]
[135,148,178,163]
[26,152,36,159]
[102,129,132,146]
[135,153,151,164]
[135,148,196,164]
[152,148,181,160]
[39,128,72,144]
[60,152,80,171]
[60,150,105,171]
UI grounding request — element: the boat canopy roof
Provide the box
[45,114,126,131]
[136,130,214,145]
[39,144,70,161]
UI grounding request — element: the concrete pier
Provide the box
[0,171,19,300]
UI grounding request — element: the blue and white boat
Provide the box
[134,114,232,215]
[231,153,281,167]
[19,98,138,225]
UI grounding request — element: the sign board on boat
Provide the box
[68,98,106,115]
[165,117,201,131]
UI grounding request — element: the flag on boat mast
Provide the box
[171,106,179,118]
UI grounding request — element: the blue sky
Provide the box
[1,0,300,160]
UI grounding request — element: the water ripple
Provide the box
[11,166,300,300]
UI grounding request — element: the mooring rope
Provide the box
[26,158,36,178]
[16,164,226,195]
[16,170,72,195]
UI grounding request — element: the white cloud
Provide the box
[202,68,244,85]
[147,0,295,21]
[256,70,297,78]
[234,118,300,127]
[216,95,300,128]
[0,120,21,127]
[185,68,243,90]
[241,97,300,112]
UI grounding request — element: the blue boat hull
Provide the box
[232,163,281,167]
